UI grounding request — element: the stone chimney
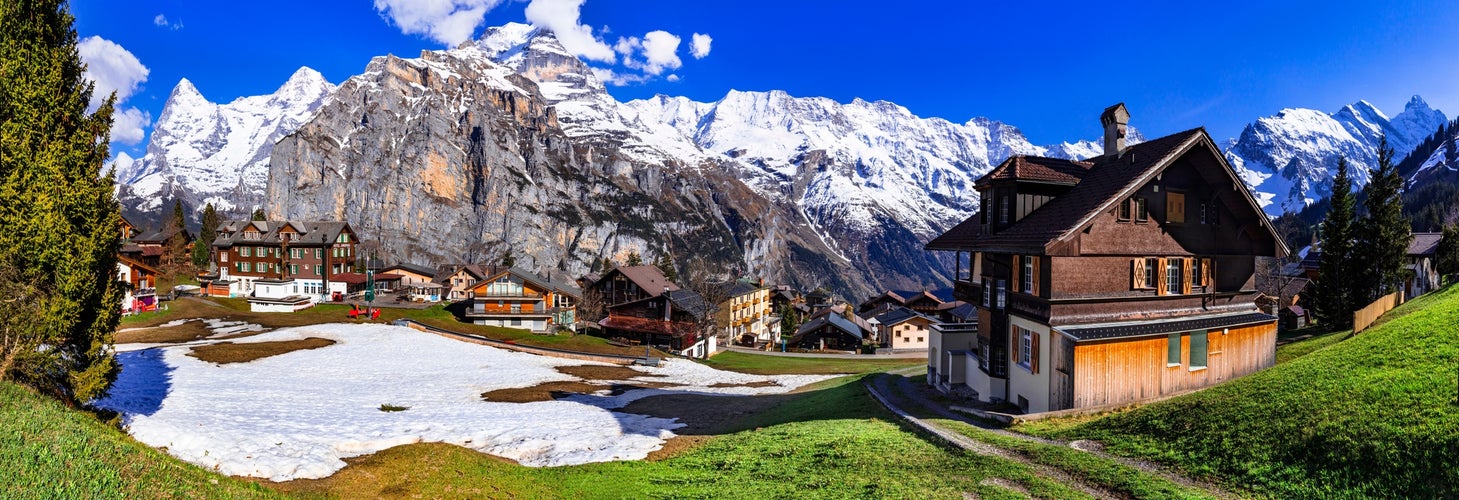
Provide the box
[1101,103,1130,157]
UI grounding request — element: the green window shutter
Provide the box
[1190,330,1208,368]
[1167,332,1181,365]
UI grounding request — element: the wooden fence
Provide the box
[1354,291,1404,333]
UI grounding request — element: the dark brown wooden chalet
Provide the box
[925,104,1288,413]
[857,290,944,317]
[590,266,710,356]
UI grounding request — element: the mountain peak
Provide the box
[476,22,544,60]
[171,78,203,99]
[1406,94,1431,109]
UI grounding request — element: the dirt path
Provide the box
[868,368,1235,498]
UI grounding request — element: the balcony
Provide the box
[954,279,981,303]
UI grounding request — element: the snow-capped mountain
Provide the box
[116,67,335,221]
[1226,96,1447,214]
[1408,123,1459,188]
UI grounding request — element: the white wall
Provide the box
[1007,314,1052,413]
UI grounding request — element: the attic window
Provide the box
[1118,198,1132,221]
[1134,197,1149,222]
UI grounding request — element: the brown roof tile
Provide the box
[978,156,1094,186]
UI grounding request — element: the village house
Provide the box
[857,289,944,317]
[723,279,776,346]
[464,267,581,333]
[590,265,713,357]
[117,254,160,314]
[436,264,493,301]
[924,104,1287,413]
[1406,232,1443,298]
[381,263,437,287]
[789,304,873,351]
[204,220,359,302]
[130,225,194,268]
[871,306,934,351]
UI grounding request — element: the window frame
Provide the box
[1190,330,1208,370]
[1022,257,1034,294]
[240,247,251,257]
[1167,332,1182,367]
[1134,197,1149,223]
[982,278,991,307]
[1166,259,1182,294]
[1118,198,1132,221]
[999,195,1010,225]
[1143,258,1157,290]
[1166,191,1186,224]
[1018,328,1032,369]
[995,279,1006,310]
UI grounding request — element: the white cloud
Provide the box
[666,74,680,82]
[590,67,651,86]
[690,33,711,59]
[524,0,615,63]
[373,0,505,46]
[110,108,152,146]
[153,14,182,29]
[613,36,638,57]
[637,31,681,75]
[78,36,149,111]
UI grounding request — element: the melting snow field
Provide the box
[93,323,833,481]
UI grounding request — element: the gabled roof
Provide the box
[665,289,707,318]
[929,128,1288,257]
[1409,232,1442,256]
[134,226,190,244]
[598,265,680,296]
[874,307,929,327]
[473,266,583,298]
[924,213,983,251]
[117,254,159,275]
[725,279,763,298]
[212,220,352,248]
[977,156,1094,187]
[382,263,437,278]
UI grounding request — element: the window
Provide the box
[315,248,322,259]
[1022,257,1034,293]
[1167,332,1181,366]
[241,262,251,273]
[291,248,300,259]
[1144,258,1157,289]
[1018,328,1032,368]
[1167,192,1185,223]
[982,278,991,307]
[1190,330,1208,369]
[511,304,522,314]
[999,196,1009,224]
[1135,197,1148,222]
[511,318,521,326]
[1200,202,1208,224]
[290,264,298,275]
[981,197,990,225]
[1191,258,1203,288]
[315,265,322,276]
[1118,198,1132,221]
[1166,259,1182,294]
[240,247,251,257]
[995,279,1006,310]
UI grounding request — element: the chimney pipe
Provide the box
[1101,103,1130,157]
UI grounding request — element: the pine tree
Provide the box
[1313,157,1356,329]
[1437,224,1459,284]
[500,250,515,267]
[170,199,185,230]
[625,251,643,267]
[0,0,123,404]
[654,253,678,282]
[251,208,266,221]
[191,203,217,268]
[1353,135,1413,303]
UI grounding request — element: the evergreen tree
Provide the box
[500,250,515,267]
[599,257,614,273]
[1313,157,1356,329]
[0,0,123,403]
[170,199,185,230]
[191,203,217,268]
[654,253,678,282]
[251,208,266,221]
[1354,135,1413,303]
[1437,224,1459,284]
[625,251,643,267]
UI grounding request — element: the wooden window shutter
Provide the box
[1010,326,1019,363]
[1031,332,1040,374]
[1181,258,1192,294]
[1132,258,1145,289]
[1011,255,1021,293]
[1031,257,1041,296]
[1156,258,1167,295]
[1201,258,1213,287]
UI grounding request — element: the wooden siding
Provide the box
[1067,321,1274,410]
[1354,291,1403,333]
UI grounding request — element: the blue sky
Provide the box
[74,0,1459,159]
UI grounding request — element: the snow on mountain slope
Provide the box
[117,67,335,217]
[1226,96,1446,214]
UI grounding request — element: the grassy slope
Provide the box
[1019,284,1459,498]
[274,377,1090,499]
[0,381,279,499]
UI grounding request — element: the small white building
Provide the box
[247,279,315,312]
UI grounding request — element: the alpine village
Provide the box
[6,1,1459,498]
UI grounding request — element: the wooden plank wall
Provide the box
[1069,322,1274,409]
[1354,292,1403,333]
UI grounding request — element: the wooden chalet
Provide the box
[464,267,581,333]
[206,220,358,301]
[872,306,933,350]
[591,266,712,357]
[857,289,944,317]
[436,264,494,301]
[117,254,159,314]
[924,104,1288,413]
[789,304,873,351]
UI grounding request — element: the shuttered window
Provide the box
[1132,259,1145,289]
[1167,192,1186,223]
[1019,328,1032,368]
[1165,259,1182,295]
[1023,256,1035,294]
[1201,258,1213,288]
[1181,258,1193,294]
[1011,255,1021,293]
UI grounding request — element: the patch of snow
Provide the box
[92,323,834,481]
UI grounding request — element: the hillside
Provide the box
[0,381,277,499]
[1020,284,1459,498]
